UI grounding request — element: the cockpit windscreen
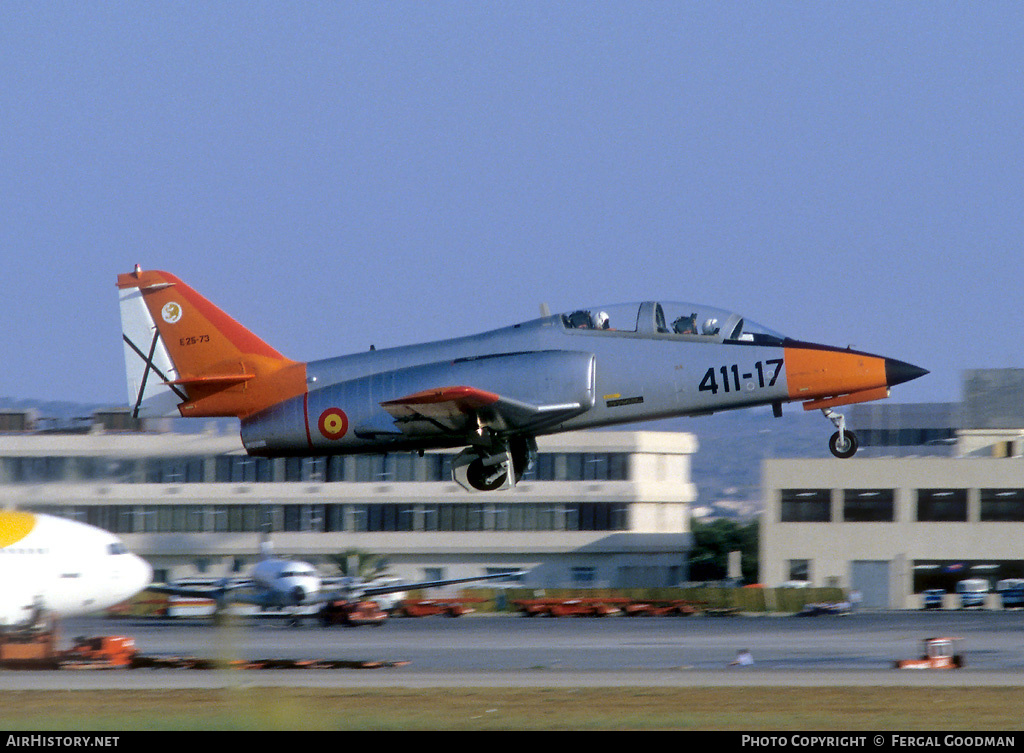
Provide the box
[560,301,786,345]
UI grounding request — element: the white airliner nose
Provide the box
[120,554,153,602]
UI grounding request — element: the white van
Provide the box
[996,579,1024,609]
[956,578,989,609]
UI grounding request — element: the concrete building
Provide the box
[761,457,1024,609]
[762,369,1024,609]
[0,414,696,590]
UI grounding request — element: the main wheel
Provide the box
[829,430,858,459]
[465,457,508,491]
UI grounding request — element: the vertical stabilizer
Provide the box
[116,267,307,419]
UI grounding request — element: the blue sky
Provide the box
[2,2,1022,408]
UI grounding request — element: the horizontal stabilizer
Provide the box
[166,373,255,387]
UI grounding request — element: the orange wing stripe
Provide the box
[382,386,500,409]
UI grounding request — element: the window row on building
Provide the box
[2,452,631,485]
[782,557,1024,593]
[25,501,630,534]
[912,560,1024,593]
[780,488,1024,523]
[855,428,957,448]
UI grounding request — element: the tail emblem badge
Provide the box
[161,302,182,324]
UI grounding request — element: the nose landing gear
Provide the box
[823,408,858,459]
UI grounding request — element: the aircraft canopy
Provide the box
[560,301,786,345]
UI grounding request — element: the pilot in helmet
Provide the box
[595,311,610,330]
[673,314,698,335]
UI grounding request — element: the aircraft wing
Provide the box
[146,579,252,599]
[380,386,586,437]
[323,570,525,602]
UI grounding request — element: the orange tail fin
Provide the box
[117,267,307,419]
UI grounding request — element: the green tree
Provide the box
[689,518,759,583]
[329,549,390,579]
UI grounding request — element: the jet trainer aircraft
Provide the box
[117,267,927,491]
[0,511,152,630]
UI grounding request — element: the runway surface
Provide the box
[4,610,1024,689]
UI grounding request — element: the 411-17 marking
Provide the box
[699,358,783,395]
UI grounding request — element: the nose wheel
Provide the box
[823,408,858,459]
[829,430,858,458]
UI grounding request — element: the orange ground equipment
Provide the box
[513,598,632,617]
[60,636,137,669]
[622,600,700,617]
[0,631,137,670]
[0,629,59,666]
[396,598,483,617]
[318,599,388,627]
[894,637,964,669]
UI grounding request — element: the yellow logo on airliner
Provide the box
[0,511,36,548]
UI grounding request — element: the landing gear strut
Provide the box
[823,408,858,459]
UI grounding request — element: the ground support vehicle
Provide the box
[513,598,631,617]
[622,600,700,617]
[319,599,388,627]
[894,637,964,669]
[396,598,483,617]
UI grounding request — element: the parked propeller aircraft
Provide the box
[118,267,927,490]
[0,511,152,630]
[147,539,522,624]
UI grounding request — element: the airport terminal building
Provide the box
[0,412,696,590]
[761,369,1024,610]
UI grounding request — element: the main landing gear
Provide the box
[454,436,537,492]
[823,408,858,459]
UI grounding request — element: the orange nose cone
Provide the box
[785,346,891,401]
